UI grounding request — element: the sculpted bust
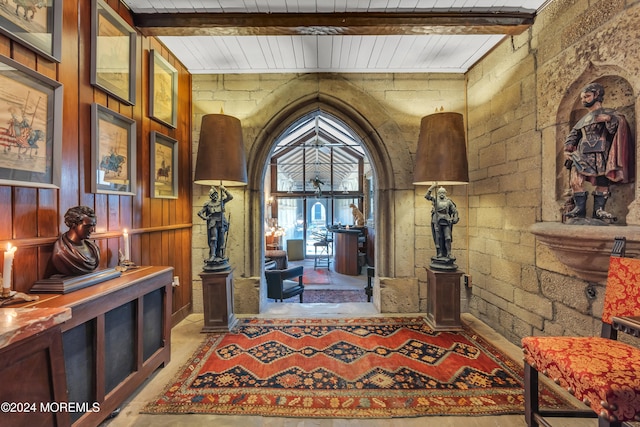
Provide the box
[52,206,100,276]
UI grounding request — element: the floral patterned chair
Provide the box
[522,237,640,427]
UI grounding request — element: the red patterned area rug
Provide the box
[302,268,330,284]
[142,317,573,419]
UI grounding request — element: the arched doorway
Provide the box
[263,109,374,308]
[246,93,398,314]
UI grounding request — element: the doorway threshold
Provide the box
[257,302,379,318]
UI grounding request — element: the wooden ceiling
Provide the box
[121,0,549,74]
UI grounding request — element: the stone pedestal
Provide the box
[201,269,238,333]
[426,268,463,331]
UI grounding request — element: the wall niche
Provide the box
[532,71,639,282]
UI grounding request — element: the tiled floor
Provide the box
[100,259,598,427]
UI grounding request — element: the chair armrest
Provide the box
[612,316,640,337]
[278,265,304,281]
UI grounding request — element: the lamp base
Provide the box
[430,256,458,271]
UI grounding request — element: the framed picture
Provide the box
[0,54,62,188]
[149,50,178,128]
[91,103,136,195]
[150,131,178,199]
[0,0,62,62]
[91,0,137,105]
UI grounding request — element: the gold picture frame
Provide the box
[149,50,178,128]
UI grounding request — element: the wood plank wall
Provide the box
[0,0,193,324]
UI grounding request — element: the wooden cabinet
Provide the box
[333,229,363,276]
[0,321,69,427]
[25,266,173,427]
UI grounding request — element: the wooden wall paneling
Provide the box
[13,187,37,239]
[35,56,56,80]
[60,0,82,213]
[131,232,138,265]
[140,233,150,266]
[94,194,109,234]
[120,197,132,231]
[37,245,55,284]
[0,37,9,56]
[97,239,108,270]
[37,189,58,237]
[149,233,163,265]
[108,194,121,231]
[0,187,11,239]
[14,246,37,293]
[149,199,163,227]
[12,43,36,69]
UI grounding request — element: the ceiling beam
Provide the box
[132,12,535,37]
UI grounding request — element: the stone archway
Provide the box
[241,77,411,314]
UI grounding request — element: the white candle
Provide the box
[3,243,16,290]
[123,229,130,261]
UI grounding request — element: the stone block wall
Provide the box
[191,73,466,315]
[466,0,640,343]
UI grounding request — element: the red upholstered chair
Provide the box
[521,237,640,427]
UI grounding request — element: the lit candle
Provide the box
[123,229,130,261]
[3,243,16,291]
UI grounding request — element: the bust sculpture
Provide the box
[52,206,100,276]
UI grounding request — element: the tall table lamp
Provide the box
[194,113,247,333]
[413,111,469,331]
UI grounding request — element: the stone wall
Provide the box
[191,73,466,315]
[466,0,640,343]
[189,0,640,346]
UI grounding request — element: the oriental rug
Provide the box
[302,267,330,284]
[143,317,574,419]
[283,289,367,303]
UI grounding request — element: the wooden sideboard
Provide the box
[0,307,72,427]
[13,266,174,427]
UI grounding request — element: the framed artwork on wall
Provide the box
[0,54,62,188]
[149,50,178,128]
[0,0,62,62]
[150,131,178,199]
[91,103,136,195]
[91,0,137,105]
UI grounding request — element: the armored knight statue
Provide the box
[563,82,634,224]
[425,185,459,270]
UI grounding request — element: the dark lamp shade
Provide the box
[412,112,469,185]
[194,114,248,186]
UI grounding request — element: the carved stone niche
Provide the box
[533,73,638,281]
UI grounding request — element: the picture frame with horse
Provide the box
[150,131,178,199]
[91,103,137,196]
[0,54,62,189]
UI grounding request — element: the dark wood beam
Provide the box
[132,12,535,37]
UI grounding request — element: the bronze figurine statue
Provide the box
[198,186,233,271]
[52,206,100,276]
[563,82,634,224]
[425,185,459,270]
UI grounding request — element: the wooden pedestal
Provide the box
[426,268,463,331]
[201,269,238,333]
